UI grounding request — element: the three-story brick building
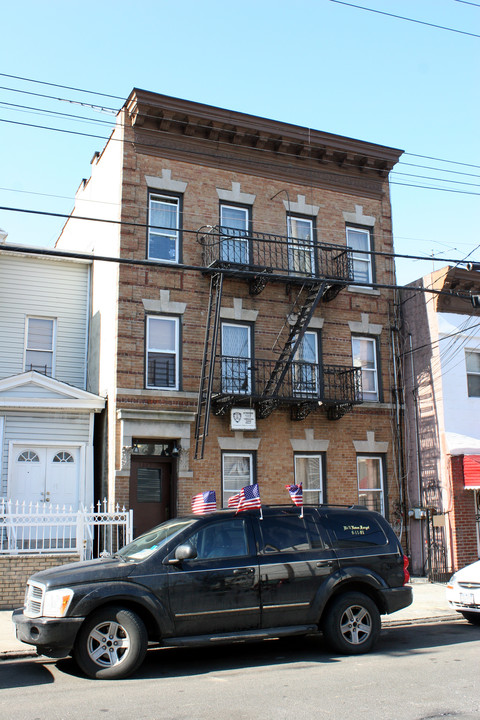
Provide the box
[57,90,403,538]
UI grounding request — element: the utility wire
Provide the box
[1,204,480,274]
[1,73,479,172]
[2,115,480,198]
[328,0,480,38]
[0,241,475,301]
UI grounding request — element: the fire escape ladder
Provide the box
[261,281,326,400]
[194,273,223,460]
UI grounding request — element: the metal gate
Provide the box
[427,509,452,583]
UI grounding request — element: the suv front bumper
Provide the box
[12,608,85,658]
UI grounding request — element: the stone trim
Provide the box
[220,298,259,322]
[145,169,187,193]
[343,204,376,227]
[142,290,186,315]
[349,313,382,335]
[290,429,330,452]
[353,431,389,453]
[283,194,319,216]
[218,432,261,451]
[216,182,256,205]
[288,314,324,329]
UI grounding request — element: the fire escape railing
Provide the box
[197,226,353,286]
[210,357,362,420]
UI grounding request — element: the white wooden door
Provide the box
[10,445,80,508]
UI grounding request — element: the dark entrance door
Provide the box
[129,457,172,537]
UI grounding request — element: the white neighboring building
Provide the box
[0,243,105,510]
[402,266,480,578]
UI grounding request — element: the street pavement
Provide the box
[0,578,460,661]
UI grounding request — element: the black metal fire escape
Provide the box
[194,273,223,460]
[257,282,326,419]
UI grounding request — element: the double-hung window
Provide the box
[287,215,315,275]
[352,336,379,402]
[465,350,480,397]
[220,204,250,264]
[294,454,324,505]
[346,226,373,285]
[148,193,180,262]
[292,331,320,396]
[146,316,179,389]
[221,322,252,394]
[24,317,55,376]
[357,455,385,515]
[222,452,254,507]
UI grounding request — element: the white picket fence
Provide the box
[0,499,133,561]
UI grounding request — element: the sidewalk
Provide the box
[0,578,460,661]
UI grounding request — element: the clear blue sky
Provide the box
[1,0,478,284]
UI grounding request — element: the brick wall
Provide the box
[0,555,79,610]
[449,455,478,570]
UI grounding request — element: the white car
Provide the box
[446,560,480,625]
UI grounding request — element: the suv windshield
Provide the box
[117,518,195,561]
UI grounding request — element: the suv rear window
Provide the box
[325,512,388,548]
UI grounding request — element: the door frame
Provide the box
[7,440,87,507]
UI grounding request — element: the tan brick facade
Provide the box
[60,90,404,538]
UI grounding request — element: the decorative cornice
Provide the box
[124,90,403,199]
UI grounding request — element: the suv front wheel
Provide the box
[74,606,148,679]
[322,592,380,655]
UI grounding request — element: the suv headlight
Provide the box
[43,588,74,618]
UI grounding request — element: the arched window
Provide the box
[53,451,74,463]
[18,450,40,462]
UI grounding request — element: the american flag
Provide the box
[286,483,303,507]
[237,483,261,513]
[227,493,241,508]
[191,491,217,514]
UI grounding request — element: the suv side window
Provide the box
[187,518,249,559]
[258,515,325,554]
[324,511,388,548]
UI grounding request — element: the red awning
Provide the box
[463,455,480,489]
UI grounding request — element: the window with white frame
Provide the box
[346,226,372,285]
[287,215,315,275]
[357,455,385,515]
[148,193,181,262]
[292,331,319,396]
[222,452,254,507]
[146,316,179,389]
[465,350,480,397]
[294,454,324,505]
[24,317,55,376]
[221,322,252,394]
[352,336,379,402]
[220,204,250,264]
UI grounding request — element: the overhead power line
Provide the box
[0,241,475,302]
[328,0,480,38]
[0,73,124,101]
[1,204,480,271]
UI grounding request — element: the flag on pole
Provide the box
[237,483,262,513]
[191,491,217,514]
[285,483,303,507]
[227,493,241,508]
[286,483,303,517]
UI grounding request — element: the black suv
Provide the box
[13,505,412,679]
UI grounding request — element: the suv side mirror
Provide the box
[168,543,197,565]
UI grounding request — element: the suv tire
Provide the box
[322,592,380,655]
[74,606,148,679]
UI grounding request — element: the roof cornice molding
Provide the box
[123,90,403,196]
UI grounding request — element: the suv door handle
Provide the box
[233,567,254,575]
[316,560,334,567]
